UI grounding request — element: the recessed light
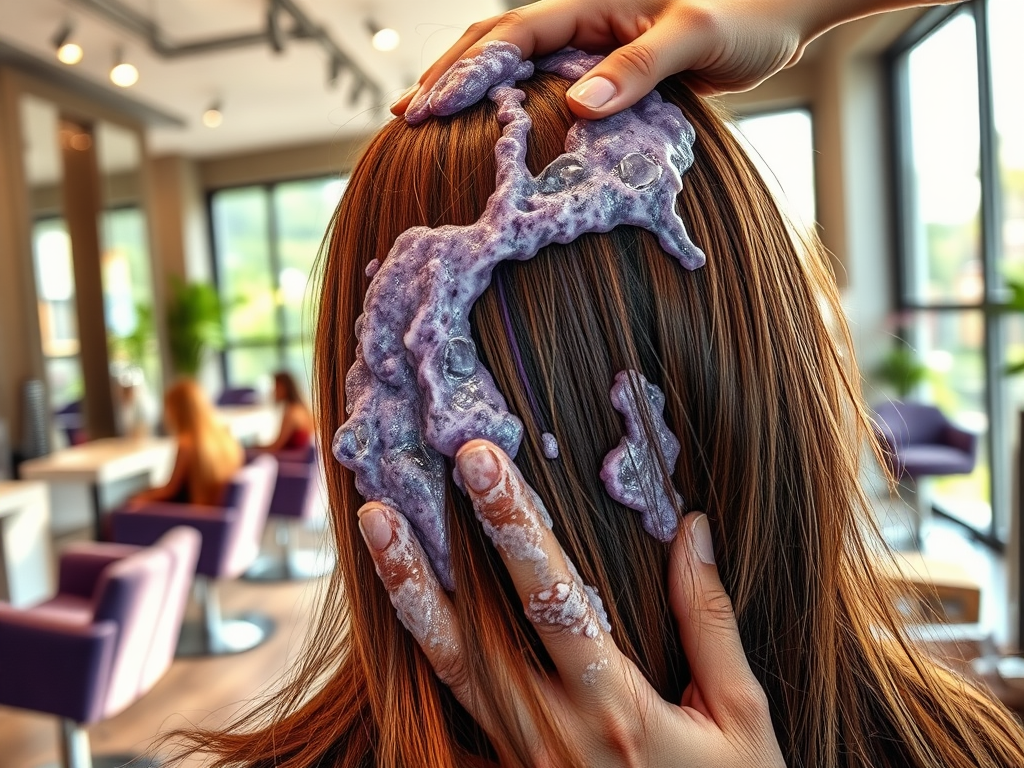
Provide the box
[57,42,83,65]
[52,21,83,65]
[371,27,400,52]
[203,104,223,128]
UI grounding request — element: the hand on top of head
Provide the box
[391,0,821,120]
[358,439,786,768]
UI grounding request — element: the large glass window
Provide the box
[891,0,1021,544]
[732,109,817,235]
[211,177,345,392]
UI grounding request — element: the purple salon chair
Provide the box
[216,387,259,406]
[0,526,200,768]
[244,444,333,581]
[874,401,978,546]
[111,455,277,657]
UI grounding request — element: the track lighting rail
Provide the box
[68,0,383,101]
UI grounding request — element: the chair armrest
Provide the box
[112,503,239,577]
[56,543,144,600]
[0,604,118,722]
[943,424,977,456]
[112,503,235,546]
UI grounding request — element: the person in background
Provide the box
[252,371,315,453]
[127,378,243,508]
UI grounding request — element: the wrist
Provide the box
[791,1,951,45]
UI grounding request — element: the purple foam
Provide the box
[599,370,683,541]
[541,432,559,460]
[334,42,703,588]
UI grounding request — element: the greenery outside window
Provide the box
[210,176,346,394]
[889,0,1024,546]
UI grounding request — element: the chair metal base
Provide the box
[175,613,275,657]
[175,577,275,657]
[41,756,159,768]
[242,518,335,582]
[51,719,160,768]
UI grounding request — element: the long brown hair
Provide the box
[163,378,243,505]
[171,73,1024,767]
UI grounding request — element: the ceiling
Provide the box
[0,0,504,158]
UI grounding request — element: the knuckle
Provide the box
[465,19,494,37]
[615,42,659,81]
[596,708,646,765]
[677,3,721,38]
[726,678,773,724]
[432,649,469,691]
[701,589,737,625]
[493,9,528,31]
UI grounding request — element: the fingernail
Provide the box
[459,445,501,494]
[567,76,616,110]
[691,514,715,565]
[391,83,420,110]
[359,507,393,552]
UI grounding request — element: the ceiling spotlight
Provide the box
[52,21,83,65]
[110,48,139,87]
[203,101,223,128]
[366,20,399,52]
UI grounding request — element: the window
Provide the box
[732,109,817,236]
[210,177,346,393]
[890,0,1020,544]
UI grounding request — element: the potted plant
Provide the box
[873,338,929,400]
[165,277,227,377]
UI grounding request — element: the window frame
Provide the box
[886,0,1008,551]
[207,174,341,388]
[731,104,819,238]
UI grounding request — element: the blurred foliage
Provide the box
[874,339,929,399]
[166,277,226,377]
[108,302,154,367]
[1000,276,1024,376]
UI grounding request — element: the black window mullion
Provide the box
[888,2,1007,550]
[265,183,287,372]
[207,189,231,388]
[974,0,1007,546]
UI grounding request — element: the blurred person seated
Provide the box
[251,371,314,454]
[126,378,243,508]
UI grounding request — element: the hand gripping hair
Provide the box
[333,43,703,589]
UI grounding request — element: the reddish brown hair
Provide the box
[163,378,243,506]
[170,73,1024,768]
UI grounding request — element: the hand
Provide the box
[357,438,786,767]
[393,0,819,119]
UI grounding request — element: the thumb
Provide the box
[669,513,769,724]
[564,22,703,118]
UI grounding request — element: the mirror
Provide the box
[20,94,84,435]
[94,121,160,436]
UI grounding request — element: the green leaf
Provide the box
[165,277,232,376]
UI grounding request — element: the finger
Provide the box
[456,439,617,697]
[358,502,492,724]
[399,1,604,117]
[669,513,770,724]
[563,18,715,118]
[392,15,503,115]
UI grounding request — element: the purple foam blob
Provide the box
[335,42,703,588]
[600,370,683,541]
[541,432,559,460]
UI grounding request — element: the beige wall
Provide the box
[0,69,47,451]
